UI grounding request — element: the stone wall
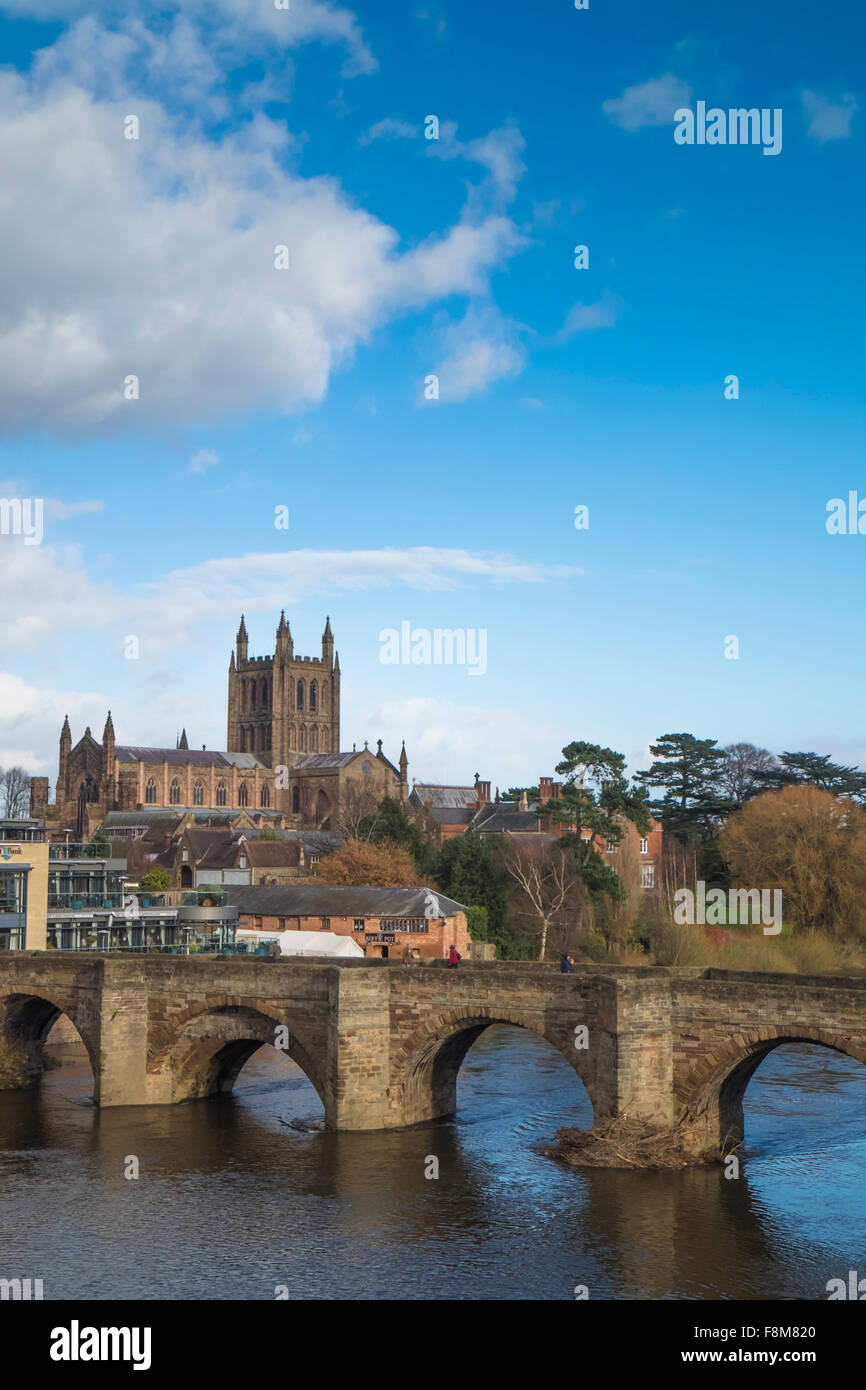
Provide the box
[1,956,865,1161]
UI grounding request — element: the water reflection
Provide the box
[0,1030,864,1300]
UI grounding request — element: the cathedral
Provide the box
[31,615,409,837]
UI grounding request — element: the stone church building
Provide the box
[31,614,409,838]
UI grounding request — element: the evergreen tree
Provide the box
[636,733,731,840]
[357,796,431,875]
[754,751,866,801]
[539,740,651,898]
[432,833,525,957]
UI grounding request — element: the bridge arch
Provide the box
[162,1003,330,1116]
[676,1025,866,1157]
[392,1007,597,1128]
[0,987,97,1090]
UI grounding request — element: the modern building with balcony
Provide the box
[0,819,49,950]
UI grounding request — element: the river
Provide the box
[1,1028,864,1300]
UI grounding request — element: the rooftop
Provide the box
[225,884,466,918]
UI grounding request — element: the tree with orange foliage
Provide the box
[312,838,421,887]
[719,785,866,937]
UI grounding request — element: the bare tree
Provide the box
[0,766,31,818]
[720,743,778,807]
[333,780,384,841]
[501,837,581,961]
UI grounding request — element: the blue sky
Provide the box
[0,0,863,790]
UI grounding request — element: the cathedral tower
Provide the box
[226,613,340,768]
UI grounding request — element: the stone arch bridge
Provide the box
[1,954,865,1161]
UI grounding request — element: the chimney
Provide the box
[552,782,562,800]
[539,776,553,801]
[474,779,491,806]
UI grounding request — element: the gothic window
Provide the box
[261,679,268,708]
[193,781,204,806]
[320,689,328,715]
[251,681,257,710]
[169,780,181,805]
[260,784,270,808]
[266,725,272,750]
[300,727,307,752]
[292,786,300,814]
[216,782,227,806]
[242,683,247,712]
[297,680,305,711]
[309,682,317,712]
[238,783,249,807]
[145,778,157,804]
[311,727,318,752]
[288,724,296,748]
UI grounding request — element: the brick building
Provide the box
[412,773,662,888]
[225,884,472,960]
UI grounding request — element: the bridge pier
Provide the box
[94,959,153,1106]
[330,968,394,1129]
[608,974,676,1130]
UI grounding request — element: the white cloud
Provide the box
[0,669,222,776]
[0,540,122,650]
[0,61,524,433]
[0,540,582,652]
[427,121,526,205]
[0,0,376,77]
[556,294,622,342]
[0,480,104,520]
[802,89,858,142]
[359,117,418,145]
[188,448,219,474]
[430,304,526,401]
[603,74,692,130]
[361,696,560,785]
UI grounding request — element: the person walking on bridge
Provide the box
[447,944,461,969]
[560,953,575,974]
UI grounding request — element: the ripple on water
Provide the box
[0,1031,864,1299]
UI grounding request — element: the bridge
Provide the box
[1,953,864,1160]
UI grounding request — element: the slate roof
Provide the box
[180,828,234,859]
[273,829,340,850]
[411,784,478,809]
[225,884,466,918]
[429,808,475,826]
[291,752,366,769]
[114,747,267,769]
[470,802,542,833]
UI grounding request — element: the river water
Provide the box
[1,1028,864,1301]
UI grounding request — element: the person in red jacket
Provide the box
[447,944,461,968]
